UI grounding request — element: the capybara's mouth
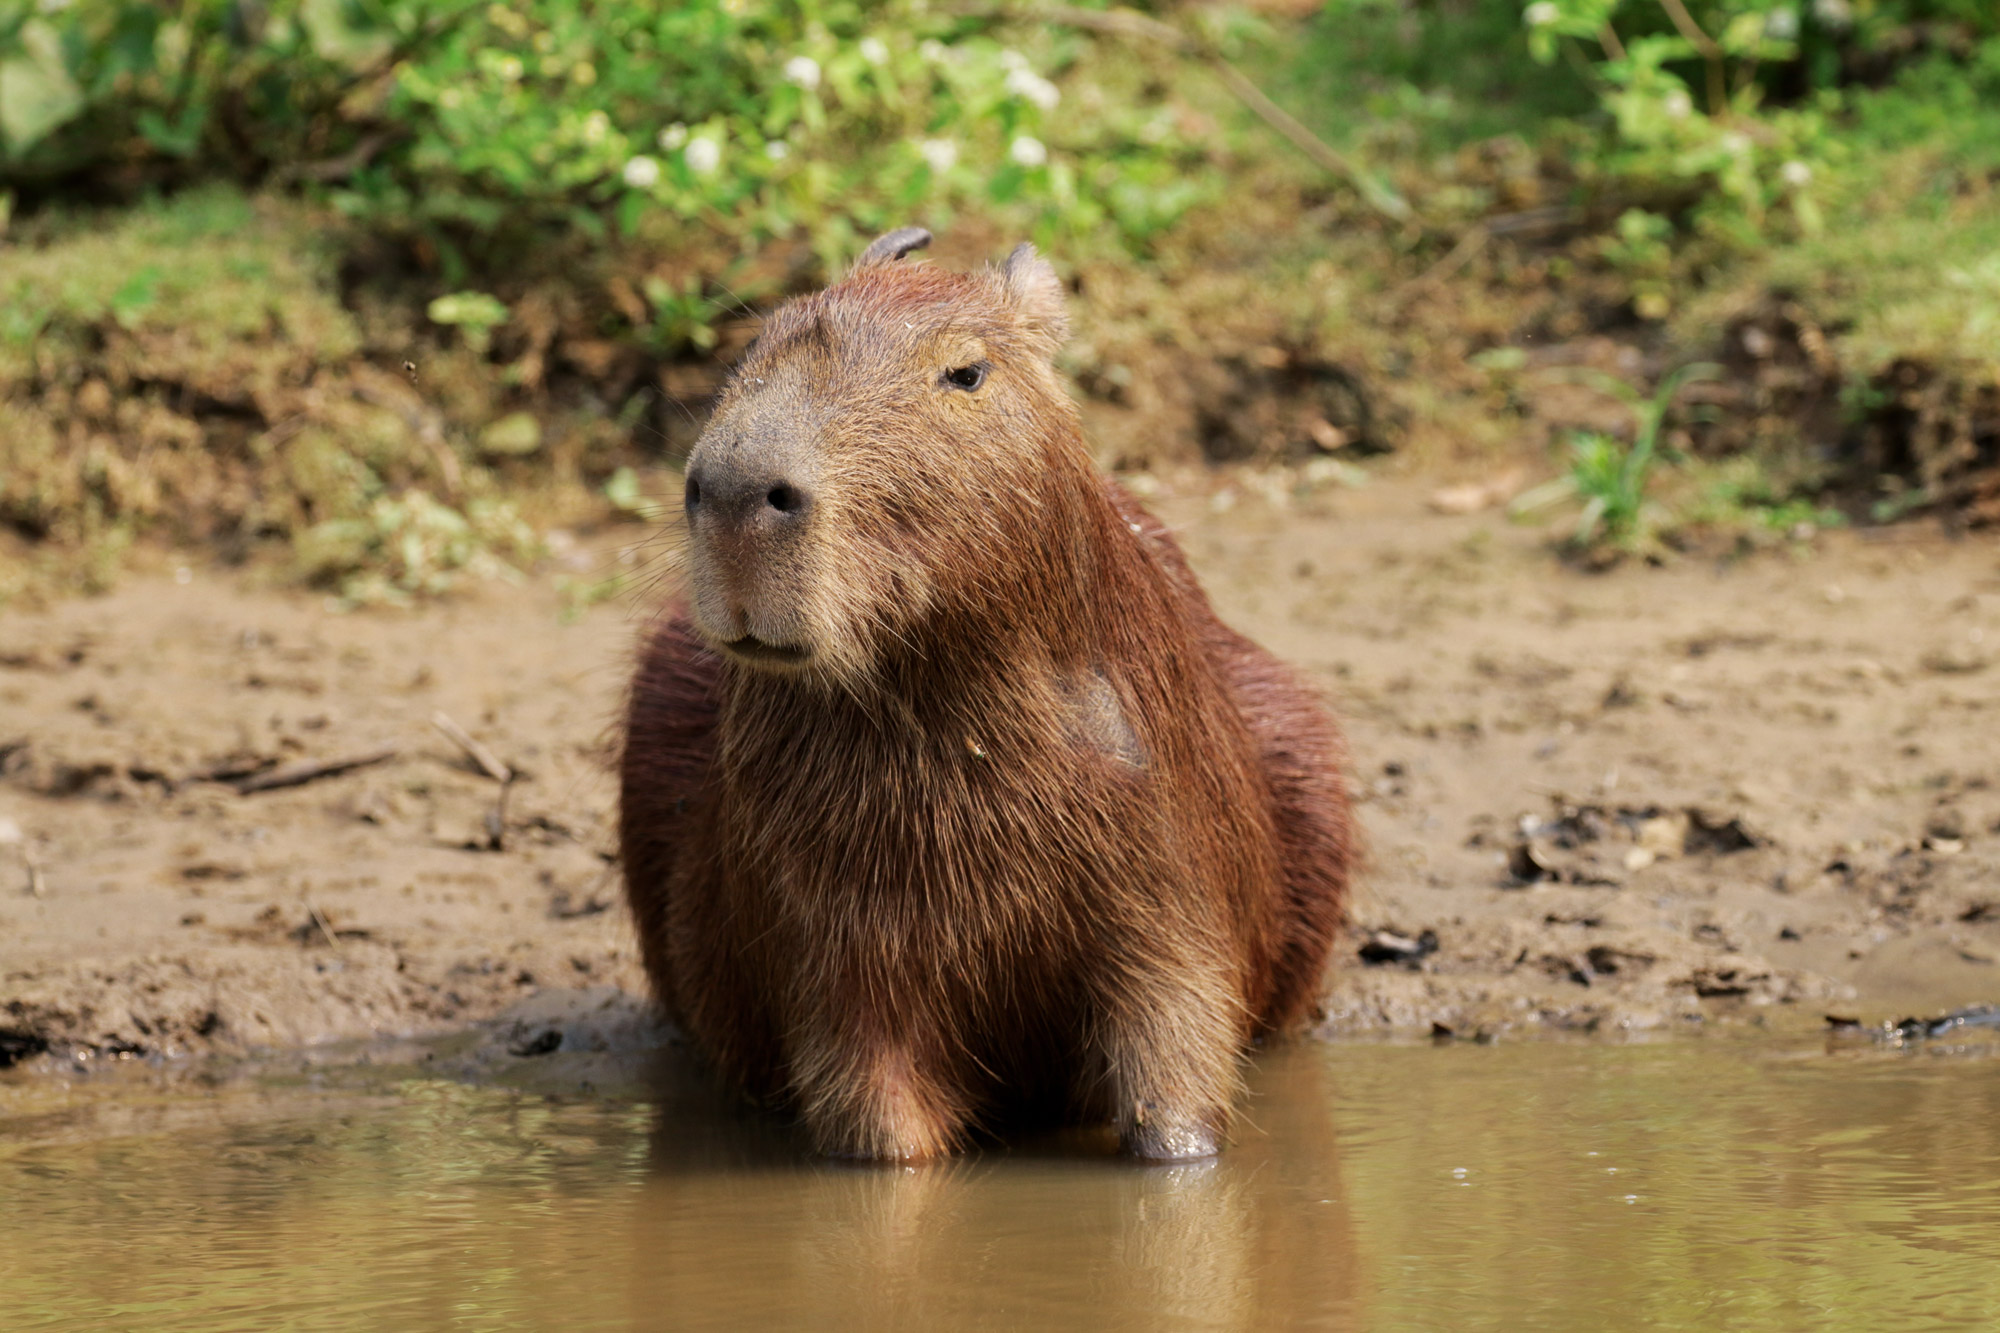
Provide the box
[723,635,811,667]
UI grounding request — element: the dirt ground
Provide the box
[5,470,2000,1074]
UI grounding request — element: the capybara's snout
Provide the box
[682,417,823,668]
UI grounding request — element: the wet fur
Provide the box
[621,240,1353,1160]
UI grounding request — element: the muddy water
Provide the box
[5,1034,1999,1331]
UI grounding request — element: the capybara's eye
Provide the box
[942,362,988,391]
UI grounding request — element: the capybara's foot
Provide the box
[796,1047,968,1162]
[1097,963,1241,1160]
[814,1108,959,1163]
[1120,1104,1222,1162]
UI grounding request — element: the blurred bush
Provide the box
[2,0,1996,597]
[1295,0,1999,306]
[0,0,1211,284]
[0,1,1229,601]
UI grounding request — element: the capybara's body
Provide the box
[620,230,1352,1160]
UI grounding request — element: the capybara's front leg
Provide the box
[1092,959,1245,1161]
[786,1022,972,1162]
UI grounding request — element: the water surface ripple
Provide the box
[5,1035,1998,1330]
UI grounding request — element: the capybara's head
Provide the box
[680,228,1074,680]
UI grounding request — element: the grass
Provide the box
[1510,364,1721,558]
[0,188,596,605]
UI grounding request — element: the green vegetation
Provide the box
[1511,364,1720,556]
[1286,0,2000,545]
[0,0,1206,275]
[1,0,1996,598]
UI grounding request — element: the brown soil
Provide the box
[5,472,2000,1073]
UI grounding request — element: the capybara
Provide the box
[620,227,1353,1161]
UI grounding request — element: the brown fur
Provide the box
[620,234,1353,1161]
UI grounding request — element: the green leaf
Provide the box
[0,22,85,156]
[109,265,163,330]
[426,291,509,331]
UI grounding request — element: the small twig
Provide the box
[1597,23,1627,62]
[431,711,513,784]
[1656,0,1721,58]
[304,899,345,952]
[271,130,401,185]
[1390,206,1581,302]
[23,850,44,899]
[1656,0,1727,115]
[1203,61,1413,223]
[188,755,280,784]
[1396,225,1490,299]
[233,748,399,794]
[485,776,515,853]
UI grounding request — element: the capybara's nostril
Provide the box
[685,452,807,533]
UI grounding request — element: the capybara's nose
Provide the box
[685,458,812,541]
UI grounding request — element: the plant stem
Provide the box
[1656,0,1728,116]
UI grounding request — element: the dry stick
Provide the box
[486,777,515,853]
[431,711,513,784]
[975,4,1414,225]
[1397,225,1492,300]
[304,899,346,952]
[233,748,399,795]
[1393,206,1582,301]
[432,711,516,851]
[271,130,401,185]
[23,849,44,899]
[190,755,279,784]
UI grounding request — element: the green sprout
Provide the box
[1511,362,1721,554]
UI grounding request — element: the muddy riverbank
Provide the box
[5,471,2000,1071]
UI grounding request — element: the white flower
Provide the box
[859,36,889,65]
[1005,67,1061,111]
[1720,130,1752,157]
[999,48,1030,72]
[1763,6,1798,40]
[658,123,689,151]
[783,55,822,91]
[581,110,610,145]
[919,138,958,172]
[1812,0,1852,27]
[766,140,789,161]
[1009,135,1047,168]
[1662,89,1693,120]
[684,137,721,174]
[1779,159,1813,188]
[1524,2,1560,27]
[919,39,947,62]
[622,155,661,189]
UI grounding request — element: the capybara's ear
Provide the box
[854,226,933,269]
[1001,243,1068,358]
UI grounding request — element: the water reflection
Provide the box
[627,1042,1362,1330]
[4,1034,1999,1330]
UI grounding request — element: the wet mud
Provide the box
[4,473,2000,1071]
